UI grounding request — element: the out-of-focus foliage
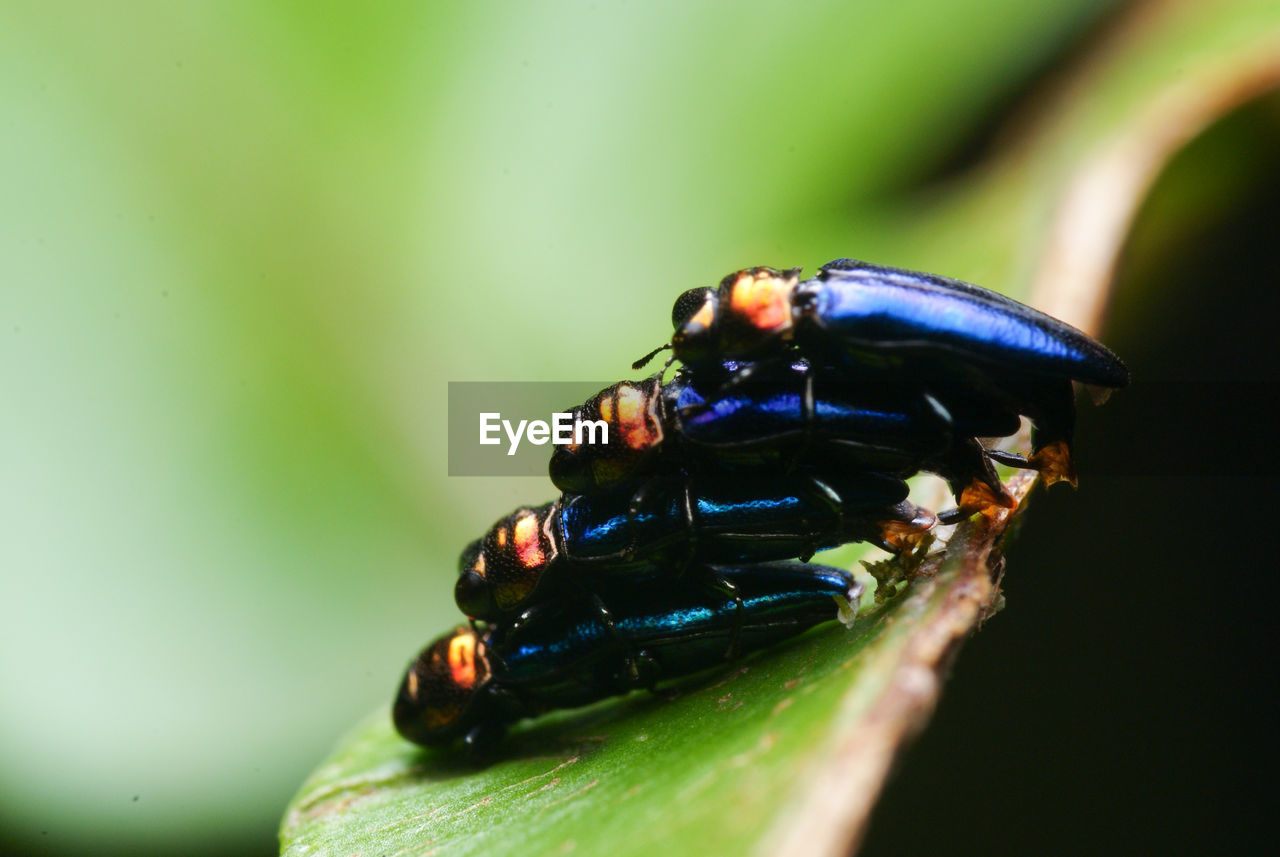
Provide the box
[2,1,1276,855]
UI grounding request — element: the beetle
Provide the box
[636,259,1129,486]
[395,560,862,749]
[452,467,931,625]
[549,359,1018,516]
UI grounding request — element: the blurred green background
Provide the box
[3,2,1277,855]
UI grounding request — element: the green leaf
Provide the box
[280,3,1280,855]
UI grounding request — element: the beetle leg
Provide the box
[587,592,665,688]
[588,591,651,682]
[704,351,796,404]
[703,569,745,659]
[677,474,699,568]
[936,484,1014,524]
[985,448,1035,469]
[463,719,507,755]
[930,437,1016,521]
[798,473,844,560]
[1029,440,1078,488]
[505,608,533,637]
[876,503,937,551]
[462,684,524,756]
[985,445,1081,488]
[631,649,662,691]
[783,360,818,477]
[585,592,680,690]
[869,535,898,553]
[801,359,816,438]
[676,397,711,419]
[624,476,661,562]
[960,439,1016,511]
[673,361,770,420]
[1023,378,1078,487]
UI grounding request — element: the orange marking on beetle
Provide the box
[599,394,614,424]
[495,526,508,548]
[616,384,663,451]
[406,668,419,699]
[616,386,642,425]
[472,552,486,579]
[729,269,794,333]
[514,513,546,568]
[448,632,478,689]
[689,299,716,330]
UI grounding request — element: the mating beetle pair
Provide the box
[393,257,1127,750]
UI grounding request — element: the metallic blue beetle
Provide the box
[453,467,929,624]
[395,561,860,748]
[799,259,1128,387]
[638,259,1129,485]
[549,359,1018,516]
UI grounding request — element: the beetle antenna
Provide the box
[632,343,671,371]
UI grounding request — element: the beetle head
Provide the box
[392,627,492,747]
[669,286,719,366]
[453,538,497,621]
[454,505,556,622]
